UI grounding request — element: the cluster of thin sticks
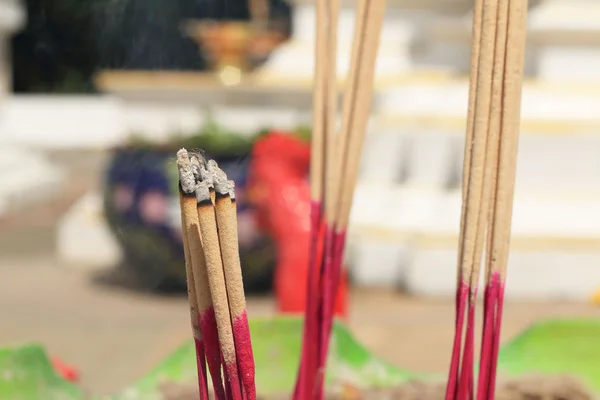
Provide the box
[177,149,256,400]
[294,0,387,399]
[446,1,528,400]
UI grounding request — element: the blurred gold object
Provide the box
[183,20,285,82]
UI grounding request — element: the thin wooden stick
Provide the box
[196,179,243,400]
[177,150,210,400]
[213,170,256,400]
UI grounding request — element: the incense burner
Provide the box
[102,136,276,291]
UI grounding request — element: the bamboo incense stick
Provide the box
[213,173,256,400]
[177,151,210,400]
[195,179,244,400]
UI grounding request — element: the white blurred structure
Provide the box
[0,0,65,217]
[2,0,600,300]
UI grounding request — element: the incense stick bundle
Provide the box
[295,0,386,398]
[479,2,528,399]
[177,149,256,400]
[445,0,528,399]
[319,0,386,390]
[294,0,337,396]
[195,179,244,400]
[177,152,210,400]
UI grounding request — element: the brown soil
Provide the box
[159,374,595,400]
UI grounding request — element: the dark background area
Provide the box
[11,0,292,93]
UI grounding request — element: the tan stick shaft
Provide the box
[483,0,509,284]
[457,0,498,285]
[471,0,508,292]
[180,191,203,339]
[324,0,341,222]
[490,0,528,281]
[457,0,484,285]
[330,0,369,226]
[196,190,238,369]
[310,0,328,202]
[214,195,246,320]
[336,0,386,229]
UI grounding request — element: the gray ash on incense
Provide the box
[215,177,236,200]
[177,148,196,195]
[195,181,213,206]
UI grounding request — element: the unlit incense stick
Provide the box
[213,174,256,400]
[476,0,509,397]
[446,0,499,398]
[317,0,386,398]
[296,0,328,394]
[446,0,484,397]
[296,0,340,396]
[457,1,504,398]
[482,1,528,398]
[177,151,210,400]
[196,179,243,400]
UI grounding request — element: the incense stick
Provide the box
[457,1,505,398]
[446,1,484,397]
[213,173,256,400]
[177,151,210,400]
[446,0,500,398]
[483,1,528,398]
[189,154,231,400]
[476,0,509,397]
[316,0,386,398]
[196,179,243,400]
[296,0,328,394]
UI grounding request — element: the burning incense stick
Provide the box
[177,151,210,400]
[179,151,226,400]
[195,178,244,400]
[213,172,256,400]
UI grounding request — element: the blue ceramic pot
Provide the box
[103,147,276,292]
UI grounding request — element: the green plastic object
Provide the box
[496,318,600,392]
[0,344,82,400]
[124,316,414,399]
[3,317,600,399]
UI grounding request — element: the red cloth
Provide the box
[248,132,347,318]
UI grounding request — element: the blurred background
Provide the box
[2,0,600,396]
